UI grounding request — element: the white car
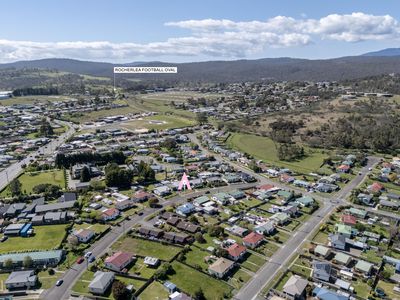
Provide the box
[84,251,92,258]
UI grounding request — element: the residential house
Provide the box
[5,270,37,290]
[312,261,332,282]
[354,260,374,275]
[104,251,135,272]
[89,271,114,295]
[348,207,367,219]
[295,196,314,207]
[101,208,120,221]
[212,192,232,205]
[208,257,235,278]
[73,228,95,243]
[357,193,374,206]
[227,243,247,261]
[314,245,331,258]
[312,287,349,300]
[153,186,171,196]
[333,252,352,266]
[271,212,290,225]
[242,232,264,248]
[0,250,64,268]
[335,224,353,238]
[368,182,385,194]
[176,203,195,216]
[282,275,308,299]
[341,214,357,226]
[254,221,275,235]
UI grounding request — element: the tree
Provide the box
[148,198,159,208]
[193,288,206,300]
[196,112,208,125]
[4,258,13,269]
[112,280,129,300]
[208,225,224,237]
[9,178,22,196]
[194,232,206,243]
[39,118,54,137]
[23,256,33,268]
[154,263,173,280]
[80,166,91,182]
[105,163,133,188]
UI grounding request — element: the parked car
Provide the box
[76,257,84,264]
[56,280,63,286]
[88,256,96,263]
[0,236,8,242]
[84,251,92,258]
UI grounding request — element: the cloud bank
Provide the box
[0,12,399,62]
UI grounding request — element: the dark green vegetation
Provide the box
[3,56,400,85]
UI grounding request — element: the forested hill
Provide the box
[1,56,400,83]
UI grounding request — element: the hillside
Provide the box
[1,56,400,85]
[362,48,400,57]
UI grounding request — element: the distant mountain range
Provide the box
[1,51,400,83]
[362,48,400,57]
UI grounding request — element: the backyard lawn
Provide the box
[112,237,182,261]
[226,133,329,173]
[138,281,169,300]
[0,224,68,253]
[184,247,209,272]
[167,262,232,300]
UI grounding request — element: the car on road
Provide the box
[76,257,84,264]
[88,256,96,263]
[55,280,63,286]
[138,211,143,216]
[0,236,8,242]
[84,251,92,258]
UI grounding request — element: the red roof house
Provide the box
[341,214,357,226]
[368,182,385,193]
[227,243,247,261]
[101,208,120,221]
[105,251,135,272]
[242,232,264,248]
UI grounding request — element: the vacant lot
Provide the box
[0,224,68,253]
[1,169,65,197]
[227,133,328,173]
[167,261,232,299]
[112,237,181,261]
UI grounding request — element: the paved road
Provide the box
[0,118,75,191]
[234,157,381,300]
[42,182,256,300]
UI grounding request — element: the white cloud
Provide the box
[0,12,399,62]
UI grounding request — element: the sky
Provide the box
[0,0,400,63]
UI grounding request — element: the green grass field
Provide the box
[73,223,110,235]
[184,247,209,272]
[1,169,65,197]
[226,133,329,173]
[138,281,169,300]
[0,224,68,253]
[112,237,181,261]
[167,261,232,300]
[122,114,196,131]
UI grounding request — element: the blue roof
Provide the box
[20,223,32,234]
[313,287,349,300]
